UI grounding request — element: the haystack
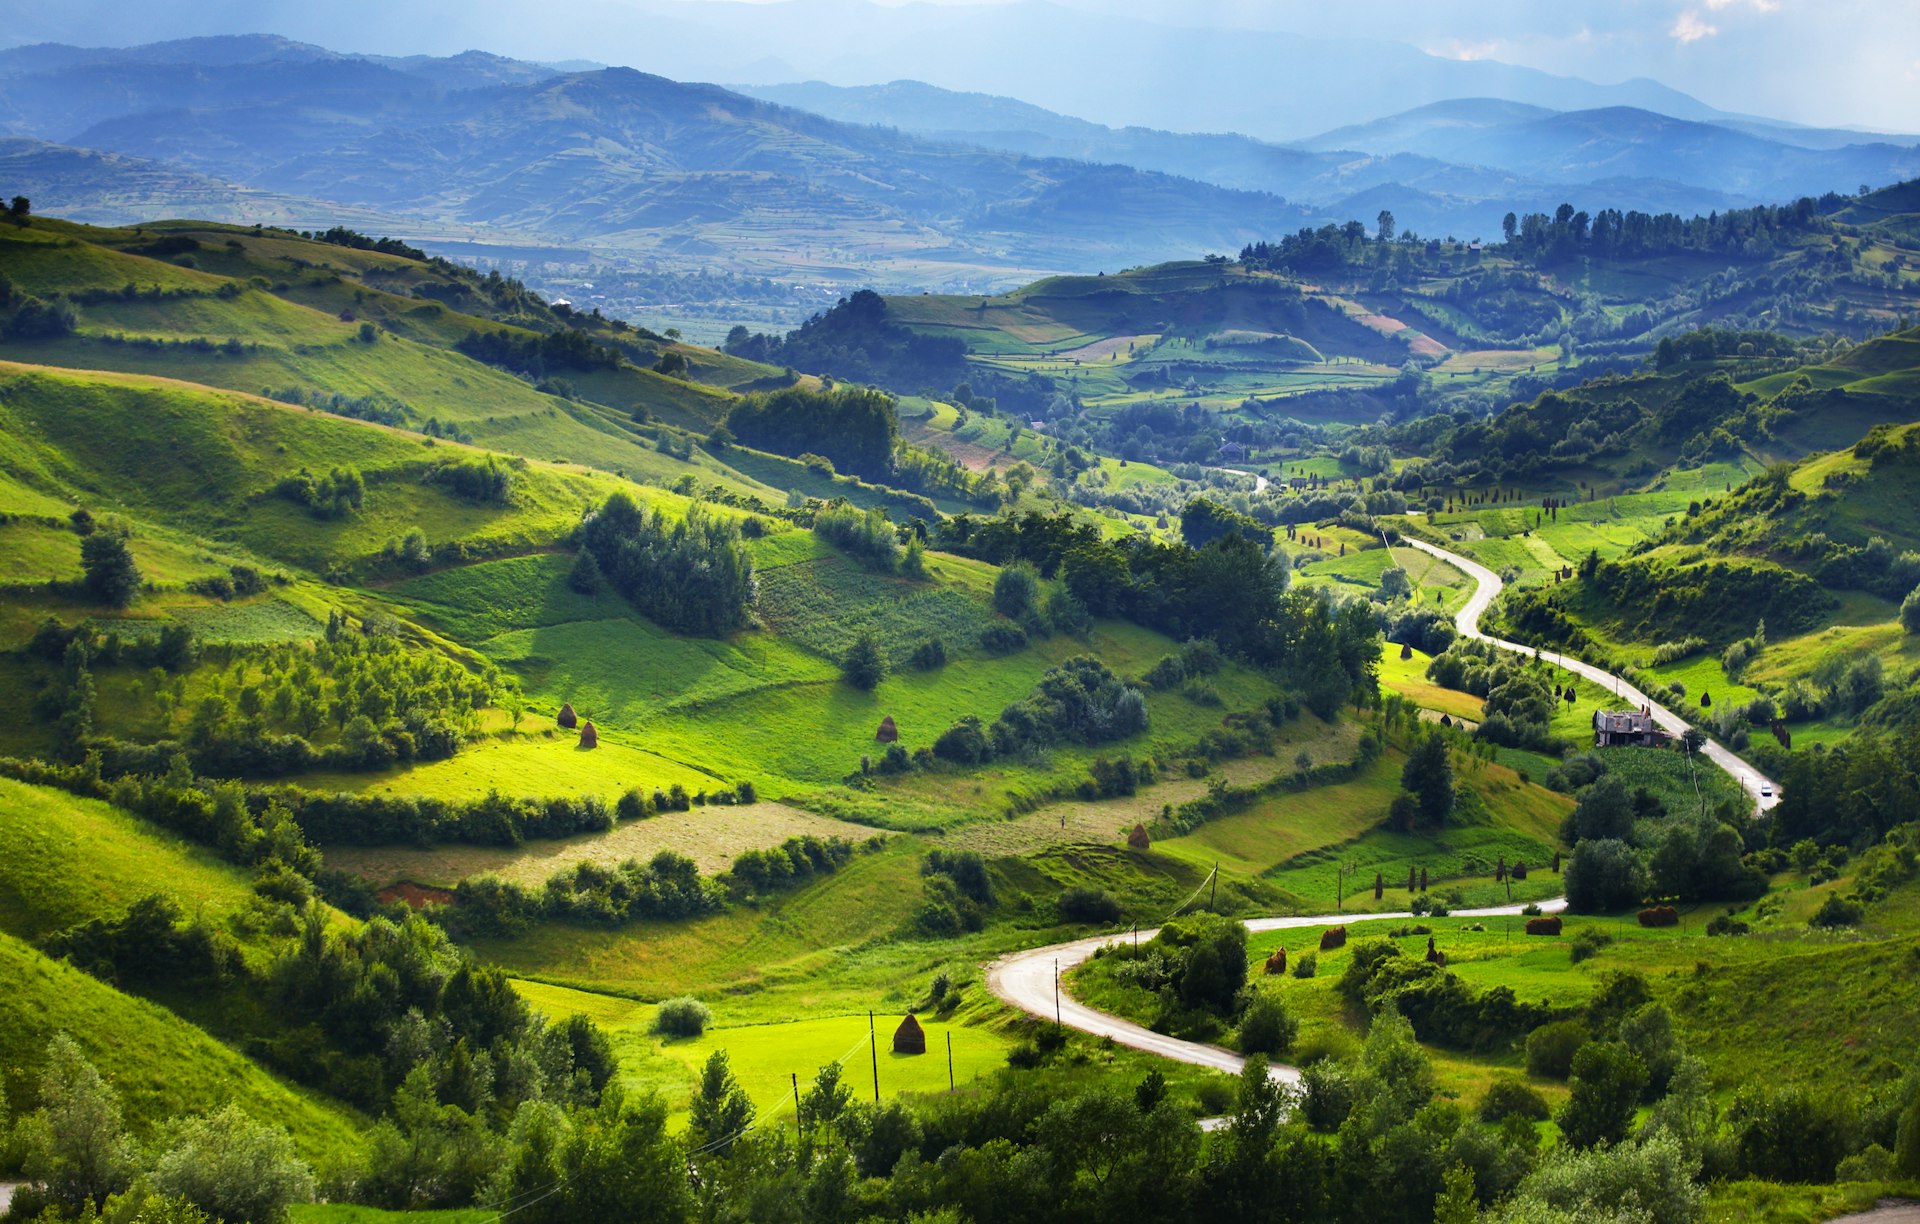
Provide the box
[1264,947,1288,976]
[876,715,899,743]
[558,702,578,729]
[1399,642,1413,660]
[1127,823,1150,850]
[892,1013,927,1055]
[578,720,598,749]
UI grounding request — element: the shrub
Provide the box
[1525,1019,1590,1079]
[1056,886,1121,924]
[980,623,1028,654]
[1638,905,1679,927]
[1236,993,1299,1057]
[1480,1077,1552,1123]
[1731,1084,1857,1183]
[1569,927,1614,964]
[1809,894,1865,929]
[841,631,886,690]
[151,1103,315,1224]
[992,562,1039,618]
[1292,952,1318,979]
[1525,915,1563,935]
[908,636,948,670]
[653,996,713,1038]
[1559,1041,1649,1149]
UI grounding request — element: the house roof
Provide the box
[1593,710,1656,734]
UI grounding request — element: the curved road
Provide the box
[988,527,1780,1081]
[1399,535,1780,815]
[988,901,1567,1087]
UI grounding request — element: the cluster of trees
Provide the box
[728,834,860,897]
[727,384,900,482]
[433,455,516,505]
[456,326,625,378]
[1767,724,1920,849]
[451,851,724,935]
[812,502,906,572]
[933,656,1148,764]
[915,849,994,935]
[1100,913,1255,1041]
[933,512,1378,714]
[1559,771,1765,912]
[1499,195,1826,265]
[276,778,750,847]
[271,465,366,519]
[312,225,428,261]
[577,494,756,636]
[1424,641,1562,751]
[721,289,966,391]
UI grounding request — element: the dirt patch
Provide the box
[1408,334,1450,359]
[1356,313,1408,334]
[1059,334,1152,362]
[378,881,455,909]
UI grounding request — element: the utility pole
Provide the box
[1209,862,1218,912]
[792,1072,802,1135]
[869,1011,879,1104]
[1053,959,1061,1027]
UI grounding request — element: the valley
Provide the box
[0,19,1918,1224]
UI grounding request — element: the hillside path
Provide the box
[1399,536,1781,815]
[986,900,1566,1087]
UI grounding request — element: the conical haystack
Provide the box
[578,720,598,749]
[557,702,577,729]
[892,1013,927,1055]
[1127,823,1150,850]
[876,715,899,743]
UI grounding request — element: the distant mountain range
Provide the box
[0,0,1766,140]
[0,37,1312,286]
[740,82,1920,238]
[2,35,1914,289]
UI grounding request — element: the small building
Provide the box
[1593,709,1665,748]
[1216,440,1249,462]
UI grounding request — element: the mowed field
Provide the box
[324,800,886,886]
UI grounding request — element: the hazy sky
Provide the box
[664,0,1920,130]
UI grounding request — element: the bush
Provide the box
[151,1104,315,1224]
[980,623,1028,654]
[1480,1077,1552,1123]
[1809,894,1865,929]
[908,636,948,670]
[1564,838,1649,912]
[1525,1019,1591,1079]
[1236,993,1299,1057]
[1569,927,1614,964]
[841,631,886,690]
[993,562,1040,618]
[1056,886,1122,924]
[1731,1084,1857,1183]
[1292,952,1318,979]
[653,996,713,1038]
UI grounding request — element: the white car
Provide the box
[1760,785,1774,799]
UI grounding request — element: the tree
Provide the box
[14,1034,140,1213]
[1564,838,1649,912]
[841,631,885,691]
[993,561,1039,618]
[1502,212,1518,244]
[151,1104,316,1224]
[79,522,140,607]
[1400,732,1455,825]
[568,548,604,595]
[8,195,28,218]
[689,1050,753,1156]
[1558,1041,1648,1148]
[1377,209,1396,246]
[1564,775,1634,843]
[1902,584,1920,634]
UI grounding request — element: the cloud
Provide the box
[1704,0,1781,10]
[1427,38,1503,61]
[1670,11,1719,41]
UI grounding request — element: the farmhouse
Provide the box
[1593,708,1666,748]
[1216,439,1249,462]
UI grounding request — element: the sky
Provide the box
[676,0,1920,131]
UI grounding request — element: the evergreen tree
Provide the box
[79,524,140,607]
[842,631,885,691]
[568,547,604,595]
[1400,731,1455,825]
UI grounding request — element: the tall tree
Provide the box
[79,523,140,607]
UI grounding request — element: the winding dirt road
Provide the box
[1398,536,1780,815]
[986,901,1567,1086]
